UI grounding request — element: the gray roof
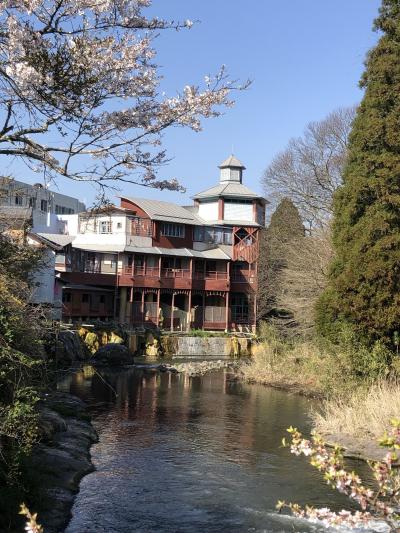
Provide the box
[219,155,245,169]
[190,247,231,260]
[36,233,75,247]
[127,246,230,260]
[63,284,114,292]
[120,197,203,225]
[193,181,264,201]
[78,243,231,260]
[72,243,124,252]
[217,245,233,259]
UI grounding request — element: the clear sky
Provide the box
[10,0,382,210]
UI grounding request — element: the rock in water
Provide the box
[92,343,133,366]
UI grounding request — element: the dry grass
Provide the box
[312,380,400,440]
[241,340,330,396]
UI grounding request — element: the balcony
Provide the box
[161,268,191,279]
[194,271,228,281]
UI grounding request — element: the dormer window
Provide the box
[161,223,185,238]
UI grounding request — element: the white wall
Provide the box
[58,214,79,235]
[29,247,56,305]
[198,201,219,221]
[224,202,253,222]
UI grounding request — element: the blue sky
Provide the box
[12,0,382,209]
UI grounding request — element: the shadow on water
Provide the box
[58,366,371,533]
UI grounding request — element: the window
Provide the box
[15,194,23,206]
[56,205,75,214]
[82,294,89,303]
[224,199,252,204]
[62,293,71,303]
[100,220,112,233]
[40,199,48,212]
[29,197,36,208]
[117,222,122,229]
[194,226,232,245]
[100,295,105,304]
[161,223,185,238]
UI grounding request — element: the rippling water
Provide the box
[59,365,368,533]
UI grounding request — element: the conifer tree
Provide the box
[258,198,304,322]
[317,0,400,345]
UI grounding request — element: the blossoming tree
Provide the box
[0,1,247,190]
[279,422,400,530]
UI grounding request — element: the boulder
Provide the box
[92,343,133,366]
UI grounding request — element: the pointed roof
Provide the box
[193,181,265,201]
[219,155,246,169]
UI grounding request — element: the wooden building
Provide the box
[53,156,267,331]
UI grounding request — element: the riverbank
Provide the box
[26,392,98,533]
[240,335,399,462]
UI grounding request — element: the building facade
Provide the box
[0,177,86,232]
[52,156,266,331]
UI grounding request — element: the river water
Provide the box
[59,365,369,533]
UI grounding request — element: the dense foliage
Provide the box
[0,233,45,527]
[318,0,400,346]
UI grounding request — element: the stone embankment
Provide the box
[26,392,98,533]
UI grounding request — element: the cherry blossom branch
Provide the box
[279,422,400,530]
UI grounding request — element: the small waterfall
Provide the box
[175,336,231,356]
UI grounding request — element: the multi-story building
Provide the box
[51,156,266,331]
[0,177,86,232]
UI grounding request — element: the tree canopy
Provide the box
[0,1,247,191]
[262,107,355,231]
[317,0,400,345]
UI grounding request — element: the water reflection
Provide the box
[60,367,365,533]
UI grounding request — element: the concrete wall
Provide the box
[161,335,253,357]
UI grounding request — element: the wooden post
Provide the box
[156,289,161,328]
[113,252,119,320]
[202,291,206,329]
[203,260,206,280]
[141,290,145,324]
[253,293,257,333]
[129,286,134,325]
[170,292,175,331]
[158,255,162,278]
[187,290,192,332]
[189,257,193,279]
[227,261,230,282]
[225,292,229,332]
[132,253,135,276]
[143,255,147,276]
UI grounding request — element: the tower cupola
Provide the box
[219,155,246,184]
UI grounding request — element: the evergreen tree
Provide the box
[258,198,304,323]
[317,0,400,345]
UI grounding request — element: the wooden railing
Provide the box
[83,262,101,274]
[161,268,191,279]
[194,271,228,280]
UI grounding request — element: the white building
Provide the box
[0,177,86,232]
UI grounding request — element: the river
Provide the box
[58,364,369,532]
